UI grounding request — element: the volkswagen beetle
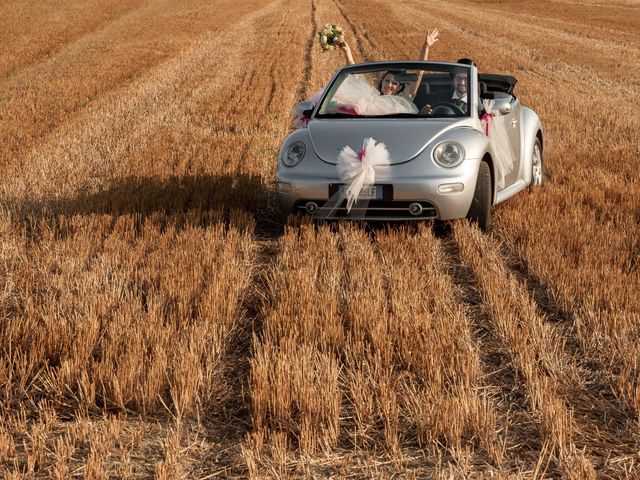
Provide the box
[276,61,543,230]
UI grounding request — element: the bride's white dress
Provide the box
[325,74,418,116]
[294,75,417,128]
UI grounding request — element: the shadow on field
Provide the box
[292,217,452,242]
[54,174,264,216]
[12,173,285,238]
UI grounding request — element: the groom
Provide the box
[449,68,468,111]
[421,66,469,115]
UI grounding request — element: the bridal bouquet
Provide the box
[318,24,344,50]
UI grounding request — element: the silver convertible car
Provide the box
[276,61,543,229]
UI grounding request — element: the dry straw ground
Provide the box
[0,0,638,478]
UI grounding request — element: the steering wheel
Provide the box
[430,101,466,116]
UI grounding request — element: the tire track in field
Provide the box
[497,239,640,465]
[236,0,317,235]
[332,0,372,62]
[264,11,291,115]
[213,235,281,476]
[435,227,541,463]
[452,223,639,475]
[450,224,585,476]
[265,63,278,113]
[295,0,317,102]
[344,225,509,468]
[213,1,317,473]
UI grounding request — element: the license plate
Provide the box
[334,185,383,200]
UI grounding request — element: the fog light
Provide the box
[409,203,423,216]
[277,182,293,193]
[305,202,319,214]
[438,183,464,194]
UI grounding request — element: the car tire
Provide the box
[531,137,543,186]
[467,160,492,231]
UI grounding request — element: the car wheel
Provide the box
[467,160,492,231]
[531,138,543,186]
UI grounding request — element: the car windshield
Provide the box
[316,65,472,119]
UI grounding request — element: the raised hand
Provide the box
[420,29,440,60]
[335,38,355,65]
[426,29,439,48]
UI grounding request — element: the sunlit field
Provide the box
[1,0,638,477]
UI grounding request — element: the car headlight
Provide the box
[433,141,465,168]
[282,141,306,167]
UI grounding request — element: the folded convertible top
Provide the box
[479,74,517,95]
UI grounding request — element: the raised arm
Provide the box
[335,38,355,65]
[407,29,439,99]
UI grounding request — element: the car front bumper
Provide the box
[276,157,481,221]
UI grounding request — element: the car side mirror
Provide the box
[480,92,514,115]
[489,96,513,115]
[297,100,315,118]
[493,97,512,115]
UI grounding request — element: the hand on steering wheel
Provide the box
[422,101,466,116]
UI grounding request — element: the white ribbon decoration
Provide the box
[482,99,516,189]
[337,137,390,213]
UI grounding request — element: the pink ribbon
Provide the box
[357,147,366,161]
[481,112,494,136]
[337,106,359,116]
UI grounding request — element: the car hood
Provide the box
[308,118,475,165]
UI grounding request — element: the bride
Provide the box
[335,29,439,102]
[295,29,439,124]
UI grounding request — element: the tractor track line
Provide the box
[216,0,318,471]
[295,0,317,102]
[332,0,371,62]
[436,229,544,461]
[453,222,634,474]
[497,238,640,459]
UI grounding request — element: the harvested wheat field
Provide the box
[1,0,638,478]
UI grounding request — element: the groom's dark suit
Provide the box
[421,89,468,114]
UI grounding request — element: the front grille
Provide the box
[294,200,438,220]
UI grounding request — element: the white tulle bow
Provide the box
[481,99,515,189]
[337,137,390,212]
